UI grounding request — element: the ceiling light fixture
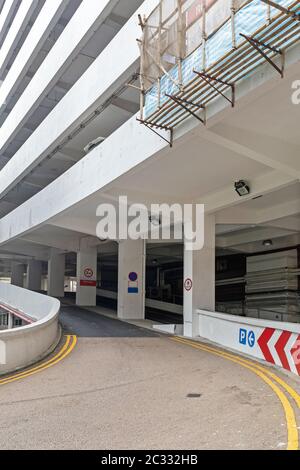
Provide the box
[263,239,273,247]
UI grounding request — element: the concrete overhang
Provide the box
[0,0,157,199]
[0,38,300,250]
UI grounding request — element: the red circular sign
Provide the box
[84,267,94,279]
[184,278,193,291]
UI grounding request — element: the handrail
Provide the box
[0,301,35,324]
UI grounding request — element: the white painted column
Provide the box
[8,313,13,329]
[76,242,97,306]
[118,239,145,320]
[183,214,215,337]
[26,260,42,291]
[48,250,65,298]
[11,262,24,287]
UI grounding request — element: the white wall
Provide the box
[0,0,20,46]
[0,0,119,155]
[196,309,300,376]
[0,0,67,114]
[0,282,60,375]
[0,0,38,78]
[0,112,166,245]
[0,0,158,198]
[0,1,299,248]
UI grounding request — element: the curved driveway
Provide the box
[0,305,299,450]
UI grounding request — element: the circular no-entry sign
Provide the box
[184,278,193,291]
[84,267,94,279]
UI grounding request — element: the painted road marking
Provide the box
[172,336,299,451]
[0,335,77,386]
[174,337,300,409]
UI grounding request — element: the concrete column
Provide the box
[11,262,24,287]
[48,251,65,298]
[26,260,42,291]
[183,214,215,337]
[76,241,97,306]
[8,313,13,329]
[118,239,145,320]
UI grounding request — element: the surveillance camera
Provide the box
[234,180,250,197]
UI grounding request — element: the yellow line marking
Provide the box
[174,336,300,409]
[0,335,77,386]
[172,336,299,451]
[0,335,72,384]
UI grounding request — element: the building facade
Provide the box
[0,0,299,338]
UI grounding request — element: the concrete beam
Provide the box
[0,0,39,79]
[106,12,127,28]
[204,124,300,179]
[217,227,296,248]
[0,0,19,46]
[111,96,138,114]
[265,216,300,232]
[0,0,69,115]
[0,243,49,260]
[203,170,297,215]
[50,217,101,238]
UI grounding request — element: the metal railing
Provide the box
[138,0,300,145]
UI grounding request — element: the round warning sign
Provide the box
[184,278,193,291]
[84,267,94,279]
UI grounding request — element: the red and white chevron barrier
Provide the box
[258,328,300,375]
[197,310,300,376]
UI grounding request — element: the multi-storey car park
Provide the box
[0,0,299,452]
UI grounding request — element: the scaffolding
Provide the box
[137,0,300,146]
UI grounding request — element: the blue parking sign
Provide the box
[239,329,247,345]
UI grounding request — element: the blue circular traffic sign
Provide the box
[129,272,138,282]
[247,330,256,348]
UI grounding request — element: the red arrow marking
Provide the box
[291,334,300,376]
[258,328,275,364]
[274,331,292,371]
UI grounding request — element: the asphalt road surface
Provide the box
[0,305,299,450]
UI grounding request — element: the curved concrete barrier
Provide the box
[0,283,60,375]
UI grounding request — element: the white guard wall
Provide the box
[0,282,60,375]
[0,0,68,113]
[0,0,159,198]
[196,310,300,376]
[0,0,39,78]
[0,0,20,46]
[0,0,119,156]
[0,113,165,245]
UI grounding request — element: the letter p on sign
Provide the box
[239,329,247,345]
